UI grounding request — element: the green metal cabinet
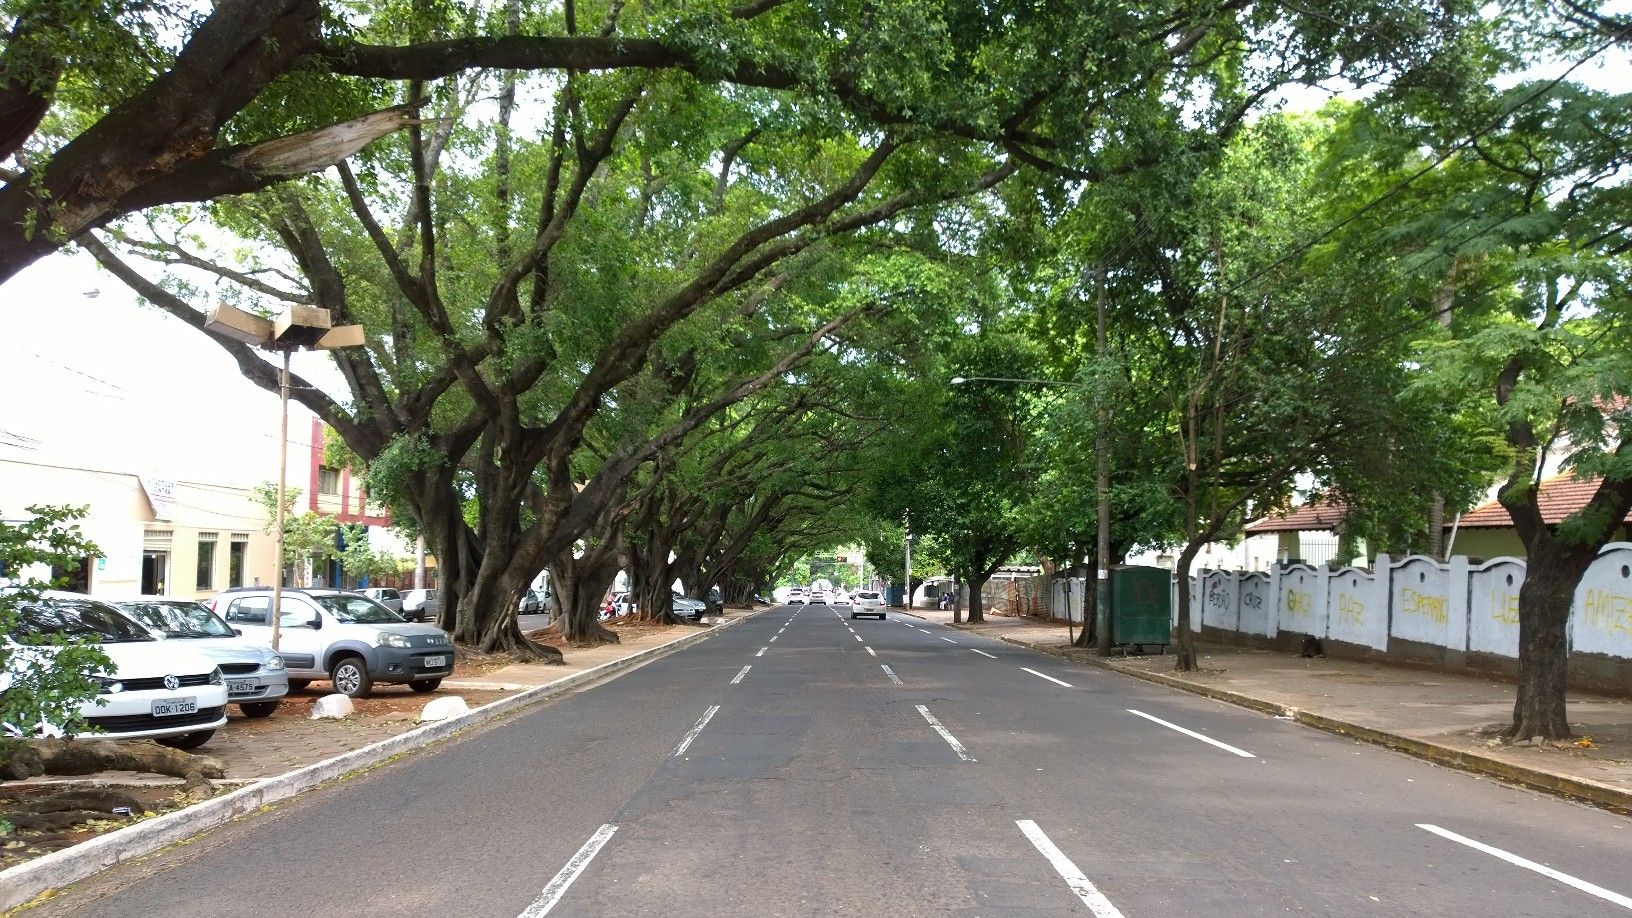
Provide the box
[1110,565,1171,649]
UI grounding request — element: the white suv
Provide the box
[219,589,454,697]
[851,590,886,620]
[5,592,229,749]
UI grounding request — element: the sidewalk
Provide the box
[900,605,1632,812]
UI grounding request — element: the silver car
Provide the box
[117,598,289,718]
[401,588,439,623]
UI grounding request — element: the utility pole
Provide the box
[1095,266,1113,655]
[903,523,912,610]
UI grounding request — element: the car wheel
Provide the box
[287,679,311,691]
[330,655,373,698]
[239,701,280,718]
[158,730,214,750]
[849,613,857,619]
[409,679,441,693]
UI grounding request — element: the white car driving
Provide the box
[5,592,229,749]
[786,588,808,605]
[851,590,887,620]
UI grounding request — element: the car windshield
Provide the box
[117,600,236,638]
[9,597,155,644]
[312,594,404,624]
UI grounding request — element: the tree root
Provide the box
[3,739,224,784]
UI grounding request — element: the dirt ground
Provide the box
[0,783,189,872]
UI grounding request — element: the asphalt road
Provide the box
[37,604,1632,917]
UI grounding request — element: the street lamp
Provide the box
[950,366,1113,654]
[205,303,363,650]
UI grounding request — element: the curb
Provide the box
[0,611,761,912]
[956,627,1632,817]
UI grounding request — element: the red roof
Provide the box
[1457,472,1632,529]
[1245,498,1347,534]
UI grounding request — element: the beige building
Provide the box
[0,456,279,600]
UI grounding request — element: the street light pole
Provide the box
[271,349,292,651]
[903,526,912,610]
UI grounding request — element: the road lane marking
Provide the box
[854,634,863,642]
[881,664,903,685]
[769,635,778,642]
[1416,824,1632,909]
[1016,820,1125,918]
[970,649,997,659]
[1022,667,1072,688]
[756,647,767,657]
[1127,709,1254,758]
[916,704,976,761]
[940,636,957,644]
[673,705,720,757]
[866,646,877,656]
[731,666,751,685]
[519,823,619,917]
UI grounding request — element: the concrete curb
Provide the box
[0,612,760,912]
[943,623,1632,817]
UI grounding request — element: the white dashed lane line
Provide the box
[1016,820,1125,918]
[970,648,997,659]
[731,665,751,685]
[518,824,619,917]
[916,705,976,762]
[939,636,957,644]
[1127,708,1254,758]
[756,647,767,657]
[865,646,877,656]
[1022,667,1072,688]
[673,705,720,757]
[881,664,904,686]
[1417,824,1632,910]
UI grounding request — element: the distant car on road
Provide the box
[786,588,808,605]
[361,588,403,614]
[832,594,852,613]
[851,590,886,620]
[810,590,831,605]
[401,588,438,623]
[116,598,289,718]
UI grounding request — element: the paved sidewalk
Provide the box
[900,605,1632,811]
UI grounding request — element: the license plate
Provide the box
[152,697,198,717]
[422,655,447,668]
[228,679,257,695]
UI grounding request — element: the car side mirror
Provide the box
[232,627,243,637]
[309,615,323,630]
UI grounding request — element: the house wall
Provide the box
[1450,528,1527,561]
[0,457,278,600]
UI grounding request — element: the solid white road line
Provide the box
[1126,709,1255,758]
[970,648,997,659]
[1417,824,1632,910]
[518,824,619,918]
[1015,820,1125,918]
[916,704,976,761]
[756,647,767,657]
[1022,667,1073,688]
[940,636,957,644]
[866,646,877,657]
[881,664,904,686]
[731,665,751,685]
[673,705,720,757]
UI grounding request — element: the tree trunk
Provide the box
[1508,539,1594,739]
[1072,556,1097,649]
[3,738,224,782]
[967,574,988,623]
[548,547,622,646]
[950,575,963,624]
[1173,540,1201,672]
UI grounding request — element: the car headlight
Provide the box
[376,632,411,648]
[208,667,224,686]
[264,654,285,671]
[93,676,124,694]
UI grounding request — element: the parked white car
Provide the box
[851,590,886,620]
[361,587,403,614]
[116,598,288,718]
[4,592,228,749]
[401,588,439,623]
[219,589,454,698]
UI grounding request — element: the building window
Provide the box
[197,532,218,590]
[318,466,341,495]
[229,535,249,587]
